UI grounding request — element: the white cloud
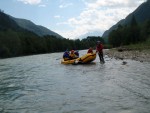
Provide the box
[59,3,73,8]
[84,0,145,8]
[54,15,61,19]
[57,0,145,39]
[38,4,46,7]
[17,0,41,5]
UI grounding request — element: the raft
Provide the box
[61,53,96,64]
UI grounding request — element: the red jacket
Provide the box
[96,44,103,52]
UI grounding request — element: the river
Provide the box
[0,50,150,113]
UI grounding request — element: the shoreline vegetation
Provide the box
[105,20,150,63]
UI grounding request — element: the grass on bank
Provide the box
[108,38,150,55]
[125,38,150,50]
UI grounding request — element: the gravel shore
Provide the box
[105,48,150,62]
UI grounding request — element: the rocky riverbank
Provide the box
[105,48,150,62]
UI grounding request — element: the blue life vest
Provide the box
[63,52,69,58]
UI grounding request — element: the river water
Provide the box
[0,50,150,113]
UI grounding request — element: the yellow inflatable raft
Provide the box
[61,53,96,64]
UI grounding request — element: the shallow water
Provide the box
[0,50,150,113]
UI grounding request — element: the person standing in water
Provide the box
[96,41,105,63]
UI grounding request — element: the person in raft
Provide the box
[74,50,79,58]
[96,41,105,63]
[63,50,70,61]
[87,47,93,54]
[69,50,78,60]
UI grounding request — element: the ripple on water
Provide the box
[0,51,150,113]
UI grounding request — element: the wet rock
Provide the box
[140,60,143,62]
[118,48,123,52]
[118,57,124,60]
[122,61,127,65]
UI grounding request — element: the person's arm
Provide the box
[96,45,100,52]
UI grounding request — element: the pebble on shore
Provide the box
[105,49,150,62]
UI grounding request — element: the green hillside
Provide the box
[108,16,150,48]
[0,10,105,58]
[102,0,150,38]
[12,17,63,38]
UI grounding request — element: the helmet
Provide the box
[65,51,68,53]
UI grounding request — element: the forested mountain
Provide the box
[12,17,63,38]
[0,10,63,38]
[108,13,150,47]
[0,10,23,31]
[78,30,102,39]
[102,0,150,38]
[0,10,105,58]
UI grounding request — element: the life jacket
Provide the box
[96,44,103,52]
[69,53,76,59]
[63,52,69,58]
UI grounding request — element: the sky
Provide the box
[0,0,146,39]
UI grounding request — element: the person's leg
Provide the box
[98,52,102,62]
[99,52,105,63]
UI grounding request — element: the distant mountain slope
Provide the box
[102,0,150,38]
[12,18,63,38]
[0,11,22,31]
[0,10,63,38]
[78,30,102,39]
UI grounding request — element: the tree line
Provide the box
[0,29,105,58]
[0,10,105,58]
[108,16,150,47]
